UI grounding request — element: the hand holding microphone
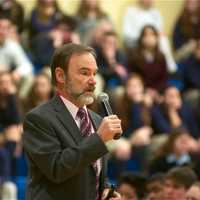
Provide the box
[97,93,122,142]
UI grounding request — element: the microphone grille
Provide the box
[98,92,109,102]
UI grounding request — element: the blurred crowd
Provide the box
[1,0,200,199]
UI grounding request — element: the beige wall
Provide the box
[17,0,184,38]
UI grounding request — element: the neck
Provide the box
[57,89,83,108]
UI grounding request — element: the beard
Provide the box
[64,78,95,106]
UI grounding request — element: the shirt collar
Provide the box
[59,95,87,120]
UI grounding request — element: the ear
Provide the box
[55,67,65,84]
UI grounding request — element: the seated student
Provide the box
[30,15,79,73]
[75,0,108,45]
[127,25,169,93]
[172,0,200,61]
[163,166,198,200]
[152,85,200,138]
[117,172,147,200]
[0,13,33,82]
[95,31,128,90]
[21,72,54,116]
[116,74,155,142]
[0,71,21,133]
[178,39,200,109]
[149,128,200,177]
[146,173,165,200]
[27,0,63,40]
[186,182,200,200]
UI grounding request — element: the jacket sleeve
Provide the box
[23,112,108,184]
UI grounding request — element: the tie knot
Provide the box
[76,108,87,119]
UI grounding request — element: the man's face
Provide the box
[147,181,164,200]
[163,179,187,200]
[63,52,98,107]
[186,185,200,200]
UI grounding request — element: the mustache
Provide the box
[85,85,95,92]
[73,86,96,98]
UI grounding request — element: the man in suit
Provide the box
[23,43,122,200]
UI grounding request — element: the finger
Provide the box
[110,127,123,134]
[109,119,121,125]
[113,191,121,198]
[107,115,119,120]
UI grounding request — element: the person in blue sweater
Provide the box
[152,85,200,138]
[178,39,200,90]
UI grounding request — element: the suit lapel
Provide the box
[88,110,100,131]
[51,95,83,144]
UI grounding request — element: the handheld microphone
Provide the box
[98,93,121,140]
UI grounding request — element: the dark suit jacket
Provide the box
[23,95,108,200]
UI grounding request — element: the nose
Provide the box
[89,75,97,85]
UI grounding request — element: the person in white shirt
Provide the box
[0,13,33,82]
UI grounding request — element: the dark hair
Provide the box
[178,1,200,40]
[130,25,164,67]
[118,172,147,199]
[50,43,96,85]
[165,166,198,189]
[117,73,142,129]
[147,173,165,185]
[0,11,11,21]
[55,15,78,31]
[153,127,190,159]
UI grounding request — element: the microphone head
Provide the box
[98,92,109,102]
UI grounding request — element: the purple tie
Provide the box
[76,108,93,137]
[76,108,100,199]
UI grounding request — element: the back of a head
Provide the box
[166,167,198,189]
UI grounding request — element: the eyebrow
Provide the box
[79,67,98,73]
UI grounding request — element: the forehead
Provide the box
[165,179,184,188]
[68,52,98,70]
